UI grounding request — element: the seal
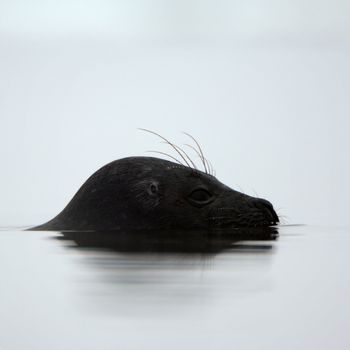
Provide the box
[31,156,279,231]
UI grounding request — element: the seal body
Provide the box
[32,157,279,231]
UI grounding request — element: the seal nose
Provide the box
[254,198,279,224]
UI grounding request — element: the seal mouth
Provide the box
[209,218,278,228]
[208,215,279,228]
[209,200,279,228]
[253,198,280,225]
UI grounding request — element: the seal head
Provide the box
[32,157,279,231]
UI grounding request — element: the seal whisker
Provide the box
[275,208,285,219]
[277,215,288,225]
[139,128,192,169]
[276,209,288,224]
[146,151,184,166]
[204,157,212,176]
[206,158,216,177]
[173,145,198,170]
[183,132,208,174]
[160,141,198,170]
[184,144,213,175]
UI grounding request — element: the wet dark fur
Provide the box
[31,157,279,231]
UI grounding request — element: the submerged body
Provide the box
[31,157,279,231]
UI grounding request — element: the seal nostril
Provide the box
[254,198,279,224]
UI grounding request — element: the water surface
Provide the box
[0,225,349,349]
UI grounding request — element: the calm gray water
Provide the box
[1,225,349,350]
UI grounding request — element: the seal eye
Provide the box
[188,189,213,204]
[150,184,157,194]
[147,182,159,195]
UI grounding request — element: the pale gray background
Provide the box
[1,3,350,350]
[0,0,349,227]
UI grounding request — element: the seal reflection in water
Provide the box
[31,157,279,231]
[56,228,278,254]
